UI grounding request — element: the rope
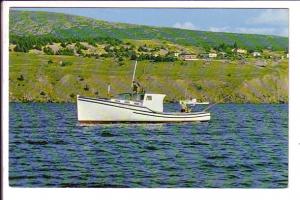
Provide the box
[201,95,232,112]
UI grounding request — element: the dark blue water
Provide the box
[9,103,288,188]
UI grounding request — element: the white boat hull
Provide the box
[77,96,211,123]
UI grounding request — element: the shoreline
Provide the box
[9,100,289,104]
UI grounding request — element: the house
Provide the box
[219,52,227,58]
[252,52,261,57]
[208,53,217,58]
[179,54,199,61]
[158,49,168,56]
[173,52,180,57]
[232,48,247,54]
[237,48,247,54]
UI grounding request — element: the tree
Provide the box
[118,56,124,62]
[34,44,42,51]
[61,42,67,48]
[218,42,227,51]
[203,45,211,53]
[57,48,74,56]
[43,47,54,55]
[104,45,113,52]
[130,54,138,60]
[233,41,238,49]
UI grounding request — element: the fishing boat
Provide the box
[77,61,211,123]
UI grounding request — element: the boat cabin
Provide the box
[142,93,166,112]
[111,93,166,112]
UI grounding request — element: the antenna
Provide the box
[107,83,111,97]
[131,60,138,87]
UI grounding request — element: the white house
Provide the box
[237,48,247,54]
[208,53,217,58]
[159,49,168,56]
[252,52,261,57]
[180,54,199,61]
[232,48,247,54]
[173,52,180,57]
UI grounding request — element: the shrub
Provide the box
[34,45,42,51]
[180,61,187,66]
[196,85,202,91]
[60,42,67,48]
[130,54,138,60]
[104,45,113,52]
[70,93,75,98]
[60,61,72,67]
[84,84,89,91]
[17,74,24,81]
[57,48,74,56]
[118,57,124,62]
[75,42,87,50]
[76,49,84,55]
[78,76,84,81]
[40,91,46,96]
[88,40,97,47]
[43,47,54,55]
[14,44,29,52]
[48,59,53,64]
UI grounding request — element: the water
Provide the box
[9,103,288,188]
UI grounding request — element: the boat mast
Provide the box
[107,83,111,97]
[131,60,138,88]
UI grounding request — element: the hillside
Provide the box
[10,10,288,51]
[9,52,288,103]
[8,10,289,103]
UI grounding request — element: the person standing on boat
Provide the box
[180,100,191,113]
[132,80,144,94]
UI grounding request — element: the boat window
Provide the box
[117,93,132,100]
[140,94,144,100]
[146,96,152,101]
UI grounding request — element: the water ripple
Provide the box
[9,103,288,188]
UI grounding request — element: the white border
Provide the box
[2,1,300,200]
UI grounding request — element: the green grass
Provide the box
[9,52,288,103]
[8,10,289,103]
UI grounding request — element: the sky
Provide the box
[13,8,288,37]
